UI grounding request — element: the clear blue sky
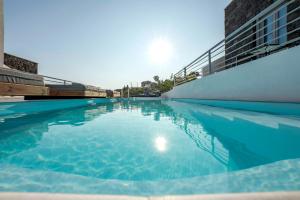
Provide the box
[4,0,230,89]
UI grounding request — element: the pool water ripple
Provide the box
[0,99,300,194]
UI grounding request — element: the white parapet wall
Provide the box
[163,45,300,103]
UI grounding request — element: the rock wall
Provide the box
[4,53,38,74]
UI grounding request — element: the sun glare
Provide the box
[154,136,167,152]
[148,37,173,65]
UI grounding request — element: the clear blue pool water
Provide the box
[0,99,300,195]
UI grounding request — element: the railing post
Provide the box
[208,50,212,74]
[173,76,176,86]
[184,67,187,80]
[127,85,130,99]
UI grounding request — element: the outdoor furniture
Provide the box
[250,43,280,56]
[46,83,107,98]
[0,66,48,96]
[175,71,201,86]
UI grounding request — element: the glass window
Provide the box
[264,5,287,45]
[278,6,287,44]
[265,15,274,44]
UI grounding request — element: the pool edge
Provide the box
[0,192,300,200]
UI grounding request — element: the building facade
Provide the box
[224,0,300,68]
[225,0,274,37]
[167,0,300,103]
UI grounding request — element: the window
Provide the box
[263,5,287,45]
[265,15,274,44]
[278,6,287,44]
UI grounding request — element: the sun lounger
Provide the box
[45,83,107,98]
[0,66,48,96]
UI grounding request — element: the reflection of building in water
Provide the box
[188,124,228,166]
[49,102,119,126]
[170,113,230,167]
[121,100,175,121]
[164,100,300,170]
[128,100,300,171]
[121,100,231,167]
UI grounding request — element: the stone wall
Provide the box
[225,0,273,37]
[4,53,38,74]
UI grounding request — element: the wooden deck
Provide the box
[0,82,49,96]
[25,88,107,100]
[49,88,107,98]
[0,82,108,99]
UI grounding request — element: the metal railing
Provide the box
[173,0,300,86]
[42,75,107,92]
[43,75,76,85]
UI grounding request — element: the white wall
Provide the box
[163,46,300,103]
[0,0,3,67]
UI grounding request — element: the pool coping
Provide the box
[0,192,300,200]
[0,96,24,102]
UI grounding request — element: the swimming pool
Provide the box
[0,98,300,195]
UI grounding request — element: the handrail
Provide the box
[173,0,300,86]
[42,75,77,85]
[225,4,299,54]
[225,16,300,61]
[226,0,288,39]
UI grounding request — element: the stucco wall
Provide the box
[0,0,3,67]
[162,46,300,103]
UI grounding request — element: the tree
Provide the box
[153,75,160,84]
[158,79,173,93]
[129,87,144,97]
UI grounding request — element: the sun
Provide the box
[154,136,167,152]
[148,37,173,64]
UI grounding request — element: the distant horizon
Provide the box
[4,0,230,89]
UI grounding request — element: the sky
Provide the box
[4,0,230,89]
